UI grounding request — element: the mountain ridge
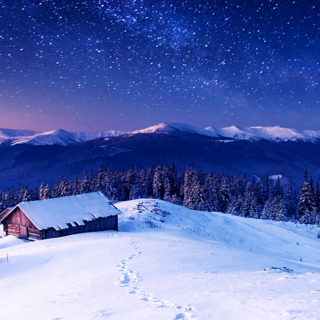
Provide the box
[1,123,320,146]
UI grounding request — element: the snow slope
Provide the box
[1,199,320,320]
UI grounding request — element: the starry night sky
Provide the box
[1,0,320,132]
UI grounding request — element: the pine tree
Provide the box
[16,182,25,203]
[39,183,51,199]
[145,164,154,198]
[285,180,296,220]
[274,199,286,221]
[80,172,91,194]
[33,186,39,201]
[153,162,163,199]
[0,191,6,211]
[261,198,273,220]
[183,166,199,209]
[5,188,15,207]
[51,182,59,198]
[242,182,254,217]
[219,175,230,213]
[96,165,106,192]
[89,168,96,192]
[58,175,69,197]
[22,187,31,202]
[297,170,317,224]
[249,196,261,219]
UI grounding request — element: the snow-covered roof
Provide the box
[7,192,121,231]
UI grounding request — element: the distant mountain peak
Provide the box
[131,122,221,137]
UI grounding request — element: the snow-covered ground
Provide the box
[1,199,320,320]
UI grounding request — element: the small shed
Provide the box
[0,192,121,240]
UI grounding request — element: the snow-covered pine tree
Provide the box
[113,170,126,201]
[136,168,147,199]
[285,180,296,221]
[153,162,163,199]
[259,174,269,206]
[80,172,91,194]
[274,198,286,221]
[22,187,31,202]
[16,182,25,203]
[145,164,154,198]
[39,182,51,199]
[128,167,139,200]
[96,165,106,192]
[33,186,39,201]
[242,182,254,217]
[315,183,320,223]
[261,198,273,220]
[0,191,6,211]
[203,172,215,212]
[162,163,172,201]
[5,188,15,207]
[219,175,230,213]
[249,196,261,219]
[274,177,282,198]
[89,168,96,192]
[183,166,196,209]
[51,182,59,198]
[58,175,69,197]
[297,170,317,224]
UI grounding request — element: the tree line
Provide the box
[0,163,319,225]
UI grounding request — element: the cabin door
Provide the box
[19,226,28,239]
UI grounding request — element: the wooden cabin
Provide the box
[0,192,121,240]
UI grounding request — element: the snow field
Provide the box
[0,199,320,319]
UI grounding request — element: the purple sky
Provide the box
[1,1,320,133]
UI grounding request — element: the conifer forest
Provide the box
[1,164,319,225]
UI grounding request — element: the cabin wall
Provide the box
[2,207,42,239]
[44,215,118,239]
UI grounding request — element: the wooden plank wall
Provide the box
[5,207,37,229]
[45,215,118,239]
[3,207,41,239]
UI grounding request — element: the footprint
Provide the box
[93,309,113,318]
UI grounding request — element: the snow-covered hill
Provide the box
[1,199,320,320]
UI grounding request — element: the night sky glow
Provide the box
[1,0,320,132]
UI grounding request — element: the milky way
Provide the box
[0,0,320,132]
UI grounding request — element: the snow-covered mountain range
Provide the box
[0,128,126,146]
[133,123,320,143]
[1,123,320,146]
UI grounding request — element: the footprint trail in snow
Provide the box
[116,237,198,319]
